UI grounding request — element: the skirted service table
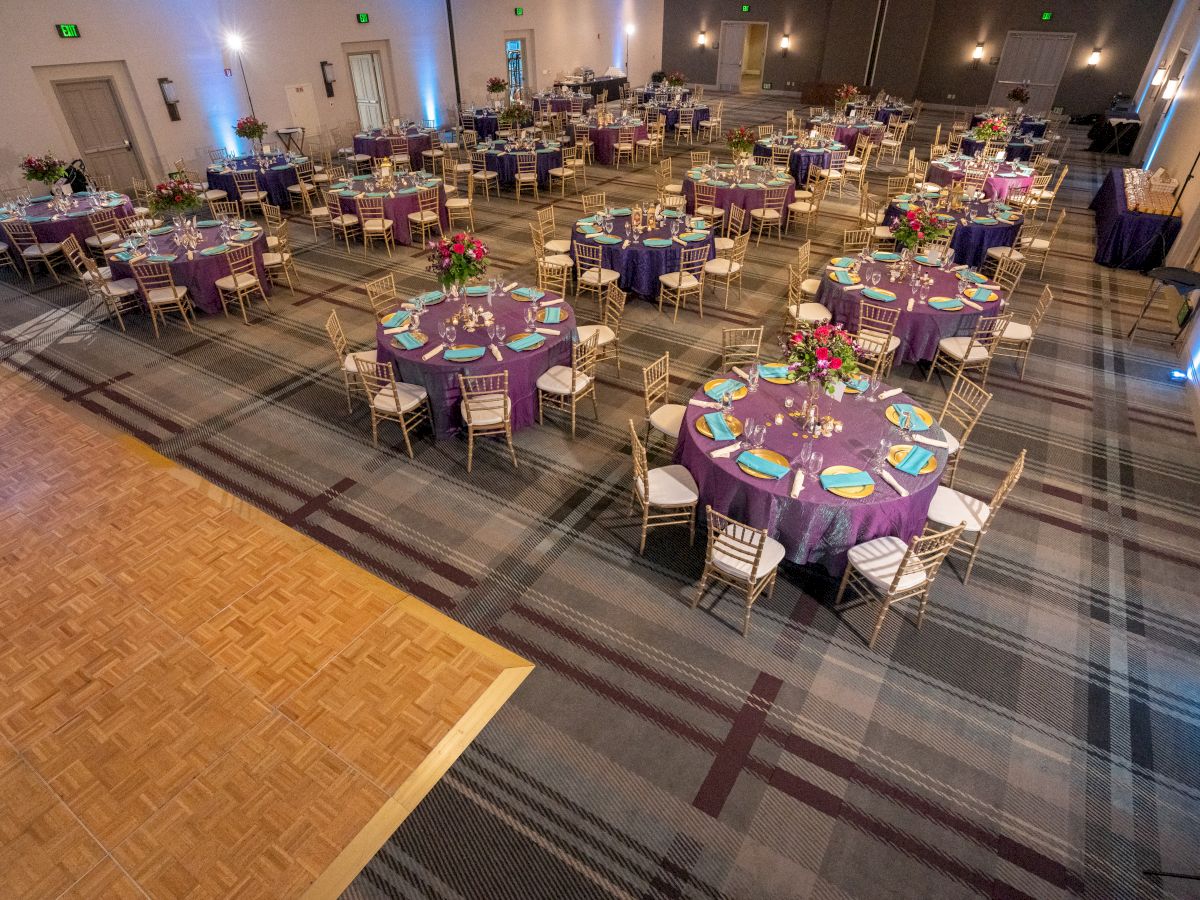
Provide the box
[1090,167,1182,270]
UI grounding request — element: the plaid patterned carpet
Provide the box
[3,93,1199,899]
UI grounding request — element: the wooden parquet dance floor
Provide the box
[0,373,532,899]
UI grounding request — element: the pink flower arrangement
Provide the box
[890,204,948,250]
[666,71,688,87]
[835,83,859,103]
[20,152,66,185]
[148,178,202,216]
[725,125,756,156]
[971,115,1009,141]
[428,232,489,288]
[234,116,267,141]
[486,76,508,95]
[787,323,862,387]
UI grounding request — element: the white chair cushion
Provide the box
[545,238,571,254]
[580,267,620,286]
[872,225,894,240]
[548,167,572,177]
[24,242,62,257]
[266,235,280,249]
[516,173,538,182]
[146,285,187,305]
[203,190,228,201]
[1027,237,1050,250]
[100,278,138,297]
[800,277,821,296]
[664,183,683,194]
[309,206,331,218]
[639,466,701,508]
[85,233,121,249]
[794,189,814,200]
[363,219,394,232]
[286,183,315,194]
[927,485,990,532]
[713,236,734,252]
[576,323,616,346]
[373,382,429,413]
[348,153,371,162]
[343,349,377,372]
[262,252,291,266]
[789,302,831,323]
[658,271,700,290]
[461,393,510,426]
[332,214,360,226]
[536,364,592,395]
[695,205,723,218]
[648,403,685,438]
[82,266,112,282]
[1002,320,1032,342]
[787,201,815,214]
[944,430,961,456]
[846,536,928,593]
[407,211,439,224]
[545,253,574,267]
[859,333,901,355]
[986,247,1024,261]
[445,198,471,209]
[938,336,990,362]
[215,272,259,290]
[704,258,741,276]
[712,527,786,581]
[751,208,781,220]
[239,191,266,202]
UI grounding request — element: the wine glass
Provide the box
[486,321,497,342]
[747,366,760,393]
[751,423,766,449]
[806,449,825,481]
[494,322,507,343]
[720,390,733,416]
[865,374,881,403]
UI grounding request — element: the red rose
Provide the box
[453,243,465,254]
[814,324,832,340]
[815,347,830,361]
[829,357,843,370]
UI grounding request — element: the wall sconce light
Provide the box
[320,60,336,98]
[1087,48,1101,68]
[698,30,707,48]
[1163,77,1180,100]
[972,43,984,69]
[780,34,790,57]
[625,23,635,36]
[157,77,180,122]
[1152,63,1167,86]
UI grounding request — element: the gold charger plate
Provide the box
[828,271,862,285]
[927,296,963,311]
[737,448,790,480]
[696,413,743,439]
[760,362,797,385]
[391,330,428,349]
[885,403,934,428]
[703,378,748,401]
[888,444,938,475]
[507,330,545,350]
[821,464,875,499]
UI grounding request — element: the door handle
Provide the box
[123,139,132,151]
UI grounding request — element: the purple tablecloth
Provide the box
[205,155,297,207]
[1089,167,1181,270]
[809,120,882,147]
[352,131,434,163]
[753,141,837,187]
[464,112,499,140]
[331,182,449,245]
[588,124,649,165]
[568,213,715,299]
[374,288,575,439]
[673,375,947,572]
[2,194,134,246]
[637,88,691,104]
[533,95,595,115]
[682,175,796,227]
[970,114,1047,139]
[816,259,1006,365]
[482,143,563,188]
[883,200,1021,269]
[960,136,1040,162]
[107,228,270,315]
[657,105,710,132]
[925,161,1033,202]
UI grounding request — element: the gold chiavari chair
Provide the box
[689,150,711,168]
[513,152,539,202]
[62,235,141,329]
[85,208,124,261]
[446,168,475,229]
[1021,208,1065,277]
[285,158,317,211]
[705,231,749,309]
[720,324,762,370]
[325,308,377,412]
[856,300,901,379]
[750,185,788,245]
[994,284,1053,380]
[536,330,599,438]
[993,255,1026,294]
[693,506,785,636]
[835,521,966,648]
[358,195,395,257]
[459,371,518,473]
[936,372,991,487]
[657,158,683,198]
[698,99,723,142]
[1031,164,1067,222]
[354,357,432,457]
[581,191,607,215]
[636,122,663,164]
[421,130,445,170]
[642,352,686,447]
[818,148,849,196]
[214,243,270,324]
[577,282,625,371]
[296,176,332,238]
[573,239,619,307]
[262,220,299,294]
[692,181,725,232]
[130,259,194,338]
[885,174,912,198]
[210,199,241,221]
[785,177,826,238]
[771,144,793,172]
[537,257,570,295]
[842,226,872,255]
[714,204,745,256]
[1,219,64,283]
[548,145,578,196]
[927,312,1011,387]
[261,202,285,251]
[365,273,399,318]
[530,224,573,273]
[470,150,499,200]
[659,245,707,322]
[536,206,572,255]
[926,450,1025,583]
[675,108,696,144]
[232,169,267,217]
[628,420,699,555]
[387,135,411,169]
[786,263,830,329]
[406,186,442,244]
[614,126,636,167]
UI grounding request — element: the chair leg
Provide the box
[867,601,890,649]
[834,564,852,605]
[465,427,474,473]
[691,573,708,609]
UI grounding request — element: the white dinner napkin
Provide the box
[502,281,518,292]
[731,366,750,381]
[790,470,805,498]
[844,283,865,292]
[961,298,983,311]
[489,344,503,360]
[382,325,411,335]
[541,297,564,306]
[878,387,903,400]
[950,264,968,272]
[906,298,915,312]
[689,399,721,409]
[879,469,909,497]
[535,327,560,336]
[422,343,446,360]
[709,443,741,459]
[912,434,949,448]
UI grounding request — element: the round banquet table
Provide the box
[480,141,564,188]
[567,210,716,299]
[815,257,1007,365]
[657,105,710,132]
[533,94,595,115]
[960,136,1043,162]
[847,103,908,124]
[588,122,649,165]
[925,159,1033,202]
[682,169,796,225]
[673,373,949,572]
[970,114,1048,139]
[352,130,434,163]
[0,193,134,246]
[753,139,841,187]
[374,287,576,439]
[466,111,499,140]
[329,178,449,245]
[809,119,882,147]
[637,87,691,104]
[205,155,300,207]
[106,226,270,316]
[883,197,1022,269]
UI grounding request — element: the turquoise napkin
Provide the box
[381,310,411,327]
[67,209,92,218]
[820,470,874,489]
[644,238,672,248]
[595,234,622,244]
[271,164,292,171]
[972,216,998,225]
[705,378,744,400]
[365,191,389,198]
[895,445,934,475]
[862,287,896,303]
[445,346,485,361]
[960,270,987,284]
[507,333,543,351]
[31,195,52,202]
[610,207,631,215]
[679,232,706,242]
[969,288,999,302]
[846,377,870,391]
[737,182,761,189]
[662,209,682,217]
[829,270,857,285]
[196,220,220,227]
[540,307,564,324]
[737,451,788,479]
[889,403,930,432]
[703,412,735,441]
[706,180,730,187]
[914,255,937,265]
[757,364,791,380]
[200,244,228,255]
[396,187,418,195]
[148,226,174,235]
[577,215,597,224]
[25,216,51,223]
[392,331,425,350]
[147,254,177,263]
[929,298,961,310]
[464,285,489,296]
[871,251,900,261]
[112,251,134,262]
[512,287,545,301]
[829,257,854,268]
[416,290,443,303]
[234,230,257,240]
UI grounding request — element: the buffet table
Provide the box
[1090,167,1181,270]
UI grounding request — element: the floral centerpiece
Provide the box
[148,178,203,219]
[1006,85,1031,105]
[890,204,949,251]
[835,83,858,104]
[486,76,508,95]
[666,71,687,87]
[971,115,1008,141]
[428,232,489,292]
[725,125,756,158]
[234,115,267,152]
[21,152,66,186]
[787,323,862,396]
[498,102,533,128]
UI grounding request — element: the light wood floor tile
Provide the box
[58,857,146,900]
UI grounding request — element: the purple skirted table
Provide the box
[960,136,1042,162]
[1090,167,1181,270]
[925,160,1033,202]
[374,288,576,439]
[481,142,564,188]
[657,105,710,132]
[883,199,1022,270]
[809,119,883,147]
[465,112,499,140]
[330,180,449,245]
[673,374,947,572]
[637,88,691,104]
[682,173,796,227]
[352,130,434,163]
[533,95,595,115]
[816,258,1007,365]
[568,212,715,299]
[107,228,270,316]
[588,123,649,165]
[205,156,299,207]
[753,140,840,187]
[0,193,134,246]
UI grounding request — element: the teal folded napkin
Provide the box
[914,255,937,265]
[703,412,736,441]
[717,163,735,169]
[381,310,411,327]
[757,364,791,380]
[896,202,912,211]
[464,285,489,296]
[416,290,444,303]
[705,378,744,400]
[969,288,999,302]
[577,215,597,224]
[200,244,228,255]
[829,257,854,268]
[271,164,292,171]
[737,182,761,189]
[240,220,258,229]
[595,234,622,244]
[972,216,998,225]
[66,209,92,217]
[829,270,857,285]
[889,403,930,432]
[690,218,707,230]
[577,223,600,234]
[862,287,896,302]
[339,190,360,198]
[234,230,257,240]
[662,209,682,217]
[706,180,730,187]
[512,287,545,301]
[507,333,543,351]
[767,179,790,186]
[737,451,788,479]
[895,445,934,475]
[679,232,706,242]
[196,220,220,227]
[444,346,485,361]
[147,254,177,263]
[396,187,419,195]
[365,191,389,198]
[820,470,874,490]
[112,251,134,262]
[610,207,631,215]
[102,199,123,208]
[846,377,870,391]
[148,225,174,235]
[644,238,672,248]
[540,307,564,324]
[25,216,51,223]
[392,331,425,350]
[872,251,900,261]
[960,270,988,283]
[929,298,961,310]
[351,174,372,180]
[31,195,52,202]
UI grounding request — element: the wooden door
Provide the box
[716,23,747,92]
[988,32,1075,114]
[53,79,145,191]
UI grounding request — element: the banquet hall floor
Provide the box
[2,92,1198,899]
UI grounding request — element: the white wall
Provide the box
[0,0,457,185]
[448,0,664,105]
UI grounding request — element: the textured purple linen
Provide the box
[960,136,1039,162]
[883,200,1021,269]
[924,161,1033,202]
[482,144,563,188]
[107,228,269,315]
[588,124,649,165]
[672,375,947,571]
[465,112,499,140]
[332,184,449,245]
[753,142,834,187]
[533,95,595,114]
[1089,167,1182,270]
[636,88,691,104]
[374,289,575,439]
[681,175,796,227]
[205,155,297,207]
[568,215,715,299]
[816,259,1006,365]
[2,195,134,246]
[352,130,433,162]
[657,105,710,132]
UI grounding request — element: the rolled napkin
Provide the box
[702,412,736,441]
[894,445,934,475]
[844,283,865,292]
[961,298,983,311]
[878,387,903,400]
[758,363,791,380]
[381,310,411,328]
[790,470,805,498]
[382,325,411,335]
[507,333,543,351]
[422,343,446,360]
[541,297,564,306]
[912,433,949,448]
[819,470,875,490]
[502,281,519,292]
[512,287,545,301]
[888,403,931,432]
[689,398,721,409]
[950,264,968,272]
[489,344,503,361]
[672,236,686,246]
[737,451,789,479]
[906,298,915,312]
[534,327,559,335]
[731,366,750,381]
[879,469,909,497]
[709,443,742,459]
[392,331,425,350]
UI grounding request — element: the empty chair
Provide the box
[628,420,699,555]
[459,371,518,473]
[85,208,123,260]
[326,190,362,251]
[721,325,763,371]
[787,262,830,328]
[232,170,267,217]
[262,220,299,294]
[926,313,1011,387]
[537,331,599,438]
[514,152,539,202]
[548,145,578,196]
[61,234,140,330]
[749,185,788,245]
[325,308,377,412]
[995,284,1053,380]
[692,506,786,636]
[714,205,746,256]
[842,226,872,256]
[659,245,707,321]
[406,186,442,245]
[214,244,271,324]
[358,195,395,257]
[576,282,625,372]
[470,150,499,200]
[856,300,901,378]
[937,373,992,487]
[705,231,749,309]
[786,179,826,238]
[574,239,620,307]
[130,260,194,339]
[926,450,1025,583]
[2,220,64,283]
[364,272,399,318]
[354,357,432,456]
[642,352,685,447]
[692,181,725,232]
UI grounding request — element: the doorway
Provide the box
[347,51,390,130]
[716,22,769,93]
[506,39,525,100]
[52,79,145,191]
[988,31,1076,114]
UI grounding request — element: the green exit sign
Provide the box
[1041,10,1052,20]
[741,4,750,11]
[55,23,80,38]
[514,6,524,14]
[356,12,369,23]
